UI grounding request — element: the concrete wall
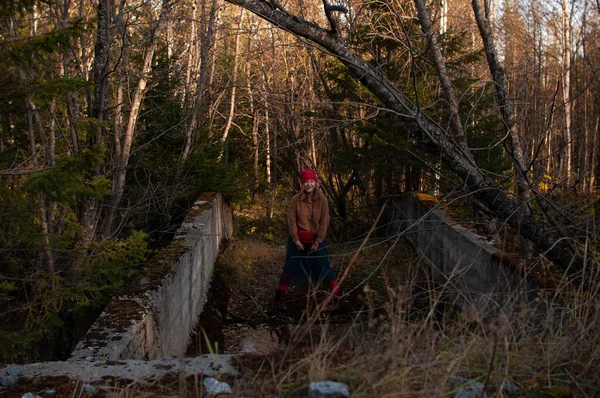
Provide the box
[70,193,233,361]
[387,193,538,313]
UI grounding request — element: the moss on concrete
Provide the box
[121,240,188,296]
[95,299,146,332]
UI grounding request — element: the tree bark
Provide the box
[77,0,114,246]
[414,0,470,155]
[247,59,261,204]
[561,0,573,184]
[101,0,171,236]
[184,0,199,104]
[219,8,245,159]
[91,0,112,142]
[471,0,532,258]
[181,0,220,164]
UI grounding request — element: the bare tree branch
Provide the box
[225,0,584,276]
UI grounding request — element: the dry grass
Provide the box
[15,201,598,398]
[215,202,600,397]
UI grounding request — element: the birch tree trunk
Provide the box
[249,82,261,204]
[101,0,172,236]
[579,92,588,191]
[561,0,572,184]
[591,113,600,191]
[262,41,277,219]
[181,0,220,163]
[219,8,245,159]
[184,0,199,104]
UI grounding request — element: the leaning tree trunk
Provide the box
[224,0,583,276]
[470,0,532,258]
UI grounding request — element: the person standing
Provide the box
[274,169,341,312]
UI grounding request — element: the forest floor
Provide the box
[1,200,424,398]
[182,201,600,397]
[5,199,598,397]
[185,202,424,396]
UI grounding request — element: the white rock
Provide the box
[0,375,18,387]
[308,381,350,398]
[5,368,20,377]
[449,376,486,398]
[204,377,232,395]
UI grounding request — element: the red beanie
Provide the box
[301,169,318,183]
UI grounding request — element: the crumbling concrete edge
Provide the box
[5,354,238,383]
[388,193,540,313]
[69,193,233,362]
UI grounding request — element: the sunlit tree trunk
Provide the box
[181,0,220,163]
[265,106,271,184]
[249,83,260,204]
[580,92,588,192]
[594,114,600,190]
[439,0,447,36]
[531,0,546,180]
[561,0,573,184]
[590,112,600,191]
[184,0,199,104]
[101,0,172,236]
[263,36,277,218]
[220,8,245,159]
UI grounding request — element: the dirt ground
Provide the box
[5,203,597,397]
[0,204,423,398]
[188,204,420,358]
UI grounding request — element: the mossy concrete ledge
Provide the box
[70,193,233,362]
[388,193,539,313]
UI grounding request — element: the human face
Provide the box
[303,179,317,193]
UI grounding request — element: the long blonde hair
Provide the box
[300,185,322,202]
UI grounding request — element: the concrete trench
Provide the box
[185,263,288,357]
[386,193,541,317]
[2,192,541,393]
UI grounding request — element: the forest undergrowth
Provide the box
[3,195,599,398]
[186,198,600,397]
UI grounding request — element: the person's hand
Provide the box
[310,242,319,252]
[295,241,304,251]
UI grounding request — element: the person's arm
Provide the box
[314,197,330,245]
[288,196,303,249]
